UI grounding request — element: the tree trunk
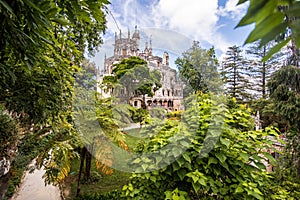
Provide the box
[262,46,266,98]
[76,147,86,197]
[84,151,92,180]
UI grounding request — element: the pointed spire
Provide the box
[132,25,140,40]
[149,35,152,56]
[119,29,122,39]
[128,28,130,39]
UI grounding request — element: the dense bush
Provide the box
[0,105,18,160]
[120,93,278,199]
[166,110,182,120]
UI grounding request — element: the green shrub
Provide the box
[166,110,182,120]
[121,93,278,199]
[0,105,18,159]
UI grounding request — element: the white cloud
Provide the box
[150,0,234,52]
[217,0,248,20]
[96,0,250,64]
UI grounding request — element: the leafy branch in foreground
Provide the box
[236,0,300,61]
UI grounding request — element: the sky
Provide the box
[90,0,253,71]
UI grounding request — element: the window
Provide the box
[134,101,138,107]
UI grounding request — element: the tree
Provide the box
[131,108,149,128]
[268,65,300,178]
[103,56,161,109]
[121,93,278,199]
[237,0,300,196]
[74,59,130,196]
[236,0,300,61]
[221,45,251,102]
[0,0,109,196]
[175,41,221,95]
[246,42,285,98]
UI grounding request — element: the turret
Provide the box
[144,41,148,52]
[163,52,169,66]
[149,36,152,56]
[132,25,140,41]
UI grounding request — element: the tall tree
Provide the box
[268,65,300,179]
[221,45,251,102]
[246,42,285,98]
[175,41,221,95]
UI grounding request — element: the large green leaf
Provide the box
[259,22,287,46]
[236,0,277,27]
[244,12,285,44]
[262,37,291,62]
[50,17,69,25]
[0,0,14,15]
[215,152,226,163]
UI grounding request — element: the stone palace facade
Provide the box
[99,27,183,111]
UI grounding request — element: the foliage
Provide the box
[103,56,162,107]
[166,110,182,120]
[0,0,108,120]
[250,98,289,132]
[175,41,222,95]
[0,0,109,197]
[221,45,252,102]
[5,129,52,198]
[112,57,148,80]
[73,61,130,196]
[245,42,284,98]
[74,66,129,181]
[267,178,300,199]
[76,190,122,200]
[237,0,300,194]
[0,0,109,65]
[268,65,300,178]
[121,93,278,199]
[236,0,300,61]
[130,107,149,127]
[268,66,300,127]
[148,107,167,120]
[0,105,18,160]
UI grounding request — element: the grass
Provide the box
[63,128,146,199]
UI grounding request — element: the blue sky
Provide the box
[90,0,253,70]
